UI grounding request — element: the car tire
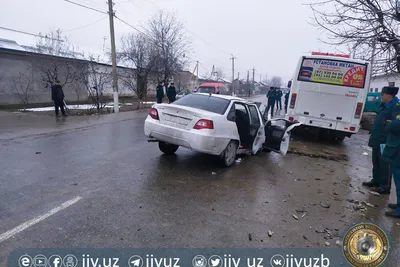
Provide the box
[158,141,179,155]
[220,141,238,167]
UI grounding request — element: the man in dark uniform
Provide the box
[156,82,164,104]
[276,88,283,110]
[167,82,177,103]
[51,80,66,117]
[284,91,290,114]
[382,104,400,218]
[265,87,277,118]
[363,86,400,194]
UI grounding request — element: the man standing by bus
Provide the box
[265,87,277,118]
[276,88,283,111]
[363,86,400,194]
[382,103,400,218]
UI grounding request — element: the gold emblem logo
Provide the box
[342,223,390,267]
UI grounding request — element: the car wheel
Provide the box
[158,141,179,155]
[220,141,238,167]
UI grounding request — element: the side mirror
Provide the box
[287,80,292,88]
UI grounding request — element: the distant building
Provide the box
[370,73,399,92]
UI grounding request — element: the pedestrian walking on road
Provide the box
[382,109,400,218]
[265,87,277,118]
[51,80,66,117]
[167,82,177,103]
[156,82,164,104]
[284,91,290,114]
[363,86,400,194]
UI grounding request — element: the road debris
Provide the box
[35,152,41,154]
[303,235,309,241]
[366,203,376,208]
[235,158,243,163]
[325,242,330,246]
[396,223,400,226]
[302,213,306,218]
[292,214,299,220]
[268,230,273,237]
[362,152,369,156]
[287,171,294,175]
[315,178,321,180]
[320,203,331,209]
[369,191,381,196]
[211,172,217,175]
[248,233,253,241]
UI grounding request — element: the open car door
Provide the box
[247,104,266,154]
[263,119,301,155]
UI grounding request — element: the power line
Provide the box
[127,0,146,12]
[0,26,64,41]
[65,17,108,32]
[64,0,108,14]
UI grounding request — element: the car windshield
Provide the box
[173,94,230,115]
[197,86,214,93]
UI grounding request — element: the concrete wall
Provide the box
[0,48,160,106]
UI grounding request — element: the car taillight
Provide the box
[289,117,294,121]
[193,119,214,129]
[290,93,297,108]
[149,108,159,120]
[350,126,356,131]
[354,102,363,118]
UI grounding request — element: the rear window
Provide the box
[298,58,367,89]
[173,94,230,115]
[197,86,215,93]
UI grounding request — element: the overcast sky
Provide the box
[0,0,338,83]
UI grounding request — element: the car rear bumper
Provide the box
[285,114,359,133]
[144,118,230,155]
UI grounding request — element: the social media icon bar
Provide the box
[33,255,47,267]
[63,254,78,267]
[128,255,143,267]
[48,255,63,267]
[192,255,207,267]
[19,255,33,267]
[270,254,285,267]
[208,255,223,267]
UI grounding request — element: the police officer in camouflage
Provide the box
[382,106,400,218]
[363,86,400,194]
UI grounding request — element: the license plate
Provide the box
[164,114,191,126]
[311,120,330,127]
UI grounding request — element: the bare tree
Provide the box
[308,0,400,74]
[148,11,190,83]
[119,33,159,104]
[270,76,282,87]
[12,67,35,110]
[34,29,83,89]
[82,56,112,112]
[205,68,226,82]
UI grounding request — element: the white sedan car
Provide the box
[144,93,300,167]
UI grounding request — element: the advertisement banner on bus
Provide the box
[298,58,367,88]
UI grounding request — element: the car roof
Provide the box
[195,93,244,101]
[194,93,259,105]
[199,82,226,87]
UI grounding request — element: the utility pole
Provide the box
[108,0,119,113]
[247,71,250,84]
[252,67,255,85]
[230,54,236,95]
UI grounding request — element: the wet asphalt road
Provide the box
[0,99,399,266]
